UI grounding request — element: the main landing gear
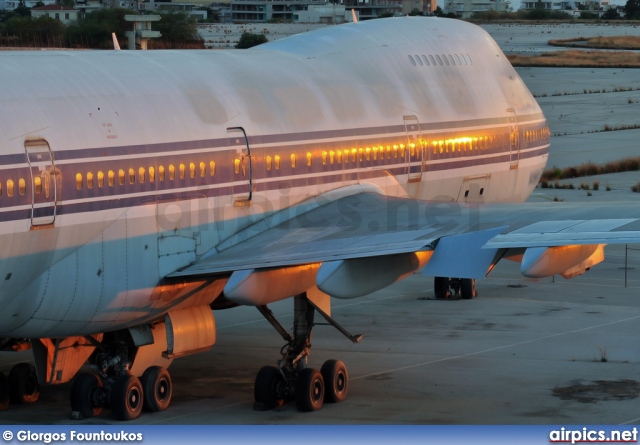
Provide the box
[0,362,41,411]
[69,333,173,421]
[434,277,477,300]
[254,293,360,412]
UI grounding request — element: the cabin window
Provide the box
[307,152,312,167]
[139,167,145,183]
[234,158,240,174]
[421,55,430,66]
[7,180,14,197]
[119,169,125,186]
[129,168,135,184]
[76,173,83,190]
[159,166,165,181]
[97,171,104,188]
[108,170,115,187]
[372,146,378,160]
[329,150,335,164]
[291,154,296,168]
[408,55,416,66]
[179,163,185,179]
[199,162,205,178]
[190,162,196,179]
[358,148,364,162]
[149,167,155,183]
[415,55,423,66]
[410,143,416,157]
[34,176,42,194]
[366,147,371,161]
[18,178,25,195]
[336,150,342,163]
[322,151,328,165]
[274,155,280,170]
[209,161,216,176]
[266,155,272,171]
[169,165,175,180]
[0,182,3,196]
[87,172,94,189]
[350,148,356,163]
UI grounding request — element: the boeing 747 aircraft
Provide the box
[1,17,638,420]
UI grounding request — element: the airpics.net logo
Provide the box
[2,430,143,443]
[549,427,639,444]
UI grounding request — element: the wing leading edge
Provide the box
[170,191,640,302]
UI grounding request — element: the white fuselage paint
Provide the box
[0,17,548,338]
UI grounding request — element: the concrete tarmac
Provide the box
[2,24,640,425]
[1,252,640,425]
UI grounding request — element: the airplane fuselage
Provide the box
[0,18,549,339]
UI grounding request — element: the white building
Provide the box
[443,0,509,17]
[31,4,79,24]
[294,4,351,22]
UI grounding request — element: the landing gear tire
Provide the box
[70,373,104,419]
[9,363,40,404]
[321,360,348,403]
[295,368,324,412]
[110,374,143,421]
[141,366,172,412]
[461,278,477,299]
[434,277,450,299]
[0,372,9,411]
[254,365,284,411]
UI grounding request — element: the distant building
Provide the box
[520,0,569,10]
[294,4,351,22]
[443,0,509,17]
[31,4,80,23]
[2,0,54,10]
[519,0,608,13]
[231,0,326,22]
[341,0,403,19]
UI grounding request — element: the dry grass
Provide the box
[549,36,640,50]
[541,157,640,182]
[507,50,640,68]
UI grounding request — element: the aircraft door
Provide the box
[507,108,519,169]
[24,139,60,227]
[227,127,252,206]
[403,115,423,183]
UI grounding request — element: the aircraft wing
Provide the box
[170,191,640,299]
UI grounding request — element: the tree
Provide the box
[624,0,640,18]
[579,11,598,18]
[601,7,620,19]
[14,1,31,17]
[154,11,201,43]
[408,8,422,15]
[65,8,129,49]
[235,32,267,49]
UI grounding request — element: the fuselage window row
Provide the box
[408,54,473,67]
[75,161,217,190]
[3,125,548,201]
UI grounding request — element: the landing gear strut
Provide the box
[434,277,477,299]
[254,292,360,412]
